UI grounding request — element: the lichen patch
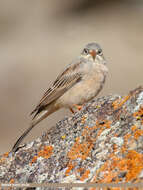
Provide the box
[31,145,53,164]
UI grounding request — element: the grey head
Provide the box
[81,42,106,64]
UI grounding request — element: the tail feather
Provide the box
[30,105,45,116]
[12,109,49,152]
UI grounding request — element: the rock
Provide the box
[0,86,143,188]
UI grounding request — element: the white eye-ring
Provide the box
[83,48,89,54]
[97,49,102,55]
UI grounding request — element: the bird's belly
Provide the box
[57,74,105,108]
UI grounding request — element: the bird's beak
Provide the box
[90,50,96,60]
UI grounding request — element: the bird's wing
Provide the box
[31,60,83,115]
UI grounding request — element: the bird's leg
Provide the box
[69,107,75,113]
[69,104,82,114]
[73,104,82,111]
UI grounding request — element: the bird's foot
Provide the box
[73,104,82,111]
[69,104,83,114]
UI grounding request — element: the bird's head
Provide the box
[81,42,106,64]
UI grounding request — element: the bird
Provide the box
[12,42,108,152]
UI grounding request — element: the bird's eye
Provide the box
[83,48,89,54]
[97,49,102,55]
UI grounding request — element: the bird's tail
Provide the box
[12,109,50,152]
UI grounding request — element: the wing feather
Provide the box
[31,61,82,115]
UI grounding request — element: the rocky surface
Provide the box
[0,86,143,188]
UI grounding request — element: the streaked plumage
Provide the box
[12,42,108,152]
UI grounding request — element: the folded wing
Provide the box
[31,61,82,117]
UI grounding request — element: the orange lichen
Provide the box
[124,133,132,140]
[124,150,143,181]
[134,129,143,140]
[112,95,130,109]
[76,168,90,181]
[0,152,10,164]
[7,179,15,190]
[82,120,111,139]
[97,150,143,183]
[131,125,143,140]
[67,120,112,176]
[31,155,38,165]
[121,133,131,153]
[131,125,137,131]
[83,120,111,138]
[80,169,90,181]
[114,133,119,137]
[67,137,93,160]
[81,116,87,124]
[66,120,111,178]
[81,125,96,139]
[65,162,75,176]
[38,145,53,158]
[112,98,121,109]
[30,145,53,164]
[96,120,111,137]
[96,120,111,129]
[9,179,14,184]
[133,105,143,124]
[99,159,119,183]
[0,157,5,164]
[3,152,9,157]
[93,130,143,184]
[113,144,118,153]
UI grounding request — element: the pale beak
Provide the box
[90,50,96,60]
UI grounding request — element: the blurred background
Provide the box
[0,0,143,154]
